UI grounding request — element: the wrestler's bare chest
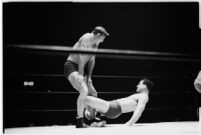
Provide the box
[117,96,138,113]
[68,42,96,63]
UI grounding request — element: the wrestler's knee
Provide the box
[68,73,85,91]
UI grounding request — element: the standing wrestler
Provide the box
[64,26,109,128]
[84,79,153,126]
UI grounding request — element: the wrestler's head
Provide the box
[136,79,154,93]
[84,107,96,120]
[92,26,109,44]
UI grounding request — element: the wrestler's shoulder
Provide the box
[132,93,148,100]
[139,94,149,102]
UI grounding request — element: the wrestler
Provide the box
[194,70,201,94]
[84,79,154,126]
[64,26,109,128]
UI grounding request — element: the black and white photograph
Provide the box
[2,1,201,135]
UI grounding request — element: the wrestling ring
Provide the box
[4,122,200,135]
[4,44,201,135]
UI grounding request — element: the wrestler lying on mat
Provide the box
[84,79,154,126]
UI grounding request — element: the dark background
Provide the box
[3,2,201,128]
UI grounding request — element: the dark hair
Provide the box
[142,79,154,91]
[92,26,109,36]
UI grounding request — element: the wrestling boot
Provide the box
[76,117,88,128]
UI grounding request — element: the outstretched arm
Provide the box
[125,97,148,126]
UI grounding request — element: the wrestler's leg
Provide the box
[84,76,97,119]
[85,96,110,114]
[68,72,88,118]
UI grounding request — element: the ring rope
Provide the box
[7,44,201,62]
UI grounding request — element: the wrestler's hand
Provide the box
[87,77,93,84]
[87,80,97,97]
[124,122,134,126]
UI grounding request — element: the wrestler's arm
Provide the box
[87,56,95,82]
[77,35,89,76]
[78,56,85,76]
[86,56,97,97]
[126,96,148,126]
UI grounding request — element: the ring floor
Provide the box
[4,121,200,135]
